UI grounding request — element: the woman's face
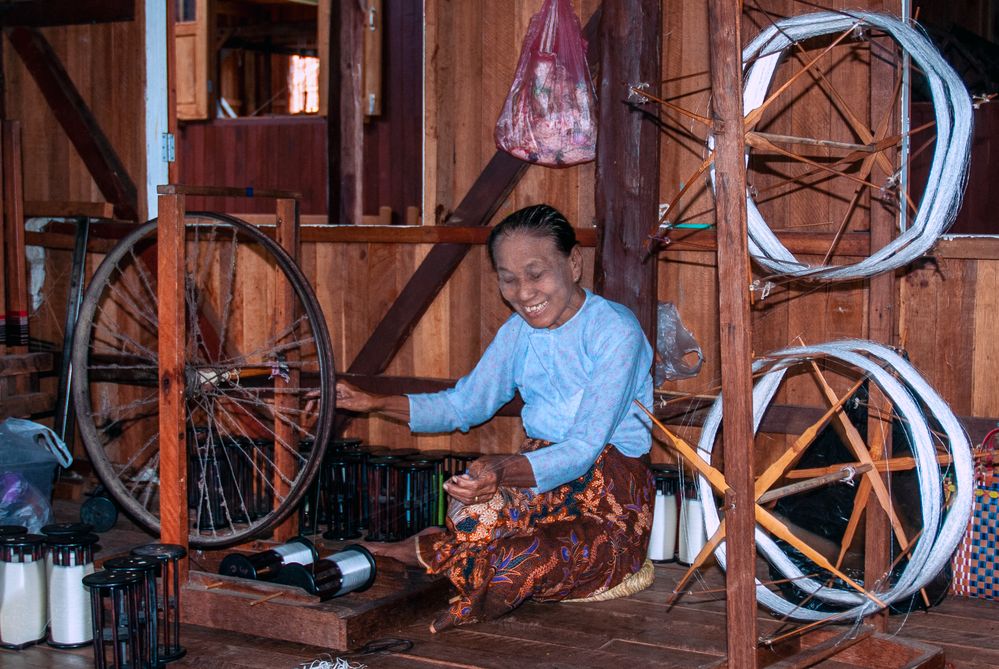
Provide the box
[492,231,584,329]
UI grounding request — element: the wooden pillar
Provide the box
[707,1,757,666]
[328,0,364,224]
[2,122,28,355]
[157,192,189,578]
[272,197,300,542]
[864,4,900,628]
[594,0,661,340]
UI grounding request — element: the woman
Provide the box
[337,204,654,631]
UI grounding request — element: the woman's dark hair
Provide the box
[487,204,577,268]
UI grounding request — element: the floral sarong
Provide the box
[415,438,653,631]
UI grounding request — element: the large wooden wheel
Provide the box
[646,10,970,282]
[71,213,336,549]
[642,341,974,627]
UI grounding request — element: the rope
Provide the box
[694,340,974,621]
[710,11,973,281]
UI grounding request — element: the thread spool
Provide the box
[129,543,187,663]
[0,534,47,649]
[399,460,436,536]
[321,453,363,540]
[366,457,403,542]
[218,536,318,580]
[83,569,144,669]
[41,522,95,581]
[273,545,376,601]
[187,430,233,531]
[0,525,27,537]
[678,478,706,566]
[407,454,445,528]
[103,555,161,668]
[47,533,99,648]
[648,466,679,563]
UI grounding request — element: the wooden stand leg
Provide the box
[158,192,190,579]
[272,197,300,542]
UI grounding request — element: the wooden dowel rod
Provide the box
[757,464,872,505]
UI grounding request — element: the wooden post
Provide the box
[594,0,662,340]
[272,197,300,542]
[329,0,364,224]
[707,1,757,666]
[2,122,28,355]
[158,192,189,578]
[864,7,900,629]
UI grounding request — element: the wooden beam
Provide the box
[6,28,139,221]
[594,0,661,341]
[24,200,114,219]
[328,0,363,225]
[0,0,134,27]
[707,1,757,666]
[157,193,189,575]
[344,9,603,377]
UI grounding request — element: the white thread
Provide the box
[709,11,973,281]
[273,542,315,566]
[328,551,373,597]
[695,340,974,621]
[48,563,95,646]
[298,654,367,669]
[648,490,679,561]
[678,496,706,565]
[0,560,47,646]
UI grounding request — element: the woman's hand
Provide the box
[334,380,383,413]
[444,457,500,505]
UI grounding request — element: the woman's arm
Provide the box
[335,381,410,422]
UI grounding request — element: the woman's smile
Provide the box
[492,231,584,329]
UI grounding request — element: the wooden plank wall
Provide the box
[177,117,328,215]
[1,11,148,218]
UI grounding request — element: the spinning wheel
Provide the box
[647,11,971,281]
[71,212,336,549]
[642,341,974,624]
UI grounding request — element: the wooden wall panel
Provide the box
[424,0,601,230]
[2,11,148,218]
[178,118,328,215]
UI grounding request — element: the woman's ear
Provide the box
[569,245,583,282]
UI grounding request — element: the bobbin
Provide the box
[274,544,377,601]
[41,521,95,537]
[218,536,318,580]
[47,532,99,648]
[406,453,446,527]
[0,533,47,649]
[321,451,364,540]
[648,464,679,563]
[104,555,161,668]
[0,524,27,537]
[130,543,187,663]
[365,456,404,542]
[83,569,144,669]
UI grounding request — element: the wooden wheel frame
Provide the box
[644,10,970,282]
[641,340,974,627]
[71,211,336,549]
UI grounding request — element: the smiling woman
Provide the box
[335,204,657,632]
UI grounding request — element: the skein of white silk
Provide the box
[708,11,973,281]
[0,559,47,646]
[48,562,95,646]
[694,340,974,621]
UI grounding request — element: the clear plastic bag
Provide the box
[0,472,52,533]
[654,302,704,386]
[494,0,597,167]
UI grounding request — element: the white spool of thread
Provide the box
[0,534,47,649]
[648,467,679,562]
[678,482,706,565]
[47,533,99,648]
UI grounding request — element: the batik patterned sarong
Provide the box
[416,438,653,631]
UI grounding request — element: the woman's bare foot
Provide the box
[364,527,446,567]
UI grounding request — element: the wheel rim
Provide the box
[72,213,335,549]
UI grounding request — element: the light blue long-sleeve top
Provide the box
[407,290,653,493]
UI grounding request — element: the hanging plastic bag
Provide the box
[654,302,704,386]
[0,418,73,468]
[494,0,597,167]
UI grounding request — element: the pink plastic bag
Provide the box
[495,0,597,167]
